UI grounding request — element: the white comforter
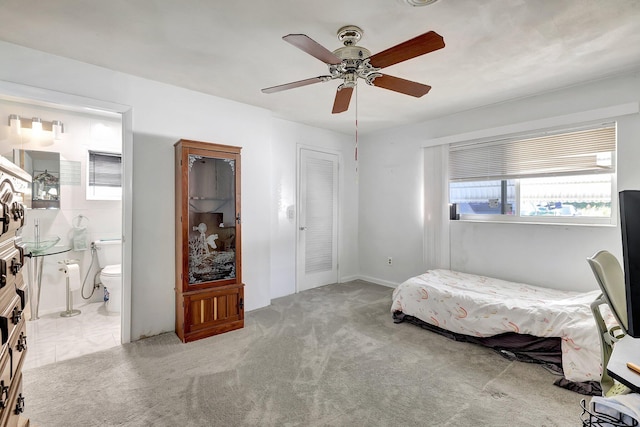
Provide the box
[391,269,604,382]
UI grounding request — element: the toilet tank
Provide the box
[94,239,122,267]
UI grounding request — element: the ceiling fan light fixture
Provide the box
[404,0,439,6]
[341,73,358,89]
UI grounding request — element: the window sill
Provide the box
[454,216,616,227]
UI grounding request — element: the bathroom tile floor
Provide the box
[23,301,121,371]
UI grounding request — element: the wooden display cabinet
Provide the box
[174,140,243,343]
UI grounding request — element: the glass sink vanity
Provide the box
[23,234,60,254]
[10,149,65,319]
[22,224,70,320]
[25,244,71,320]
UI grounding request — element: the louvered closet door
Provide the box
[297,148,339,292]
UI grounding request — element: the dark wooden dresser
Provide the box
[0,157,30,427]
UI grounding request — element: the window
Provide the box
[87,150,122,200]
[449,124,616,224]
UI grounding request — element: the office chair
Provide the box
[587,250,629,396]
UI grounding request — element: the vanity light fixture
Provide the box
[31,117,43,134]
[51,120,64,140]
[7,114,65,139]
[8,114,21,136]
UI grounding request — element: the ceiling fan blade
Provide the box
[372,74,432,97]
[368,31,445,69]
[283,34,342,65]
[262,76,330,94]
[332,86,353,114]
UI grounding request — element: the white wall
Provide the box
[358,135,426,287]
[0,98,122,313]
[0,41,357,341]
[359,70,640,292]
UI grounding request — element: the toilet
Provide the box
[94,239,122,313]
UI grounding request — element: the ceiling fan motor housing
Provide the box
[333,45,372,61]
[330,45,381,86]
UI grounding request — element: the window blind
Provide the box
[449,124,616,182]
[89,151,121,187]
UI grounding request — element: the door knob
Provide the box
[299,227,307,230]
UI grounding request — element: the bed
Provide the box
[391,269,609,392]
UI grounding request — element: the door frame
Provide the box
[0,80,133,344]
[296,144,342,293]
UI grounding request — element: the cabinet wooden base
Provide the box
[175,285,244,343]
[178,319,244,343]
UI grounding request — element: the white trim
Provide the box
[338,274,360,283]
[0,80,126,115]
[422,102,639,147]
[121,109,133,345]
[423,144,451,270]
[295,144,343,293]
[457,215,617,227]
[0,79,132,344]
[355,275,400,289]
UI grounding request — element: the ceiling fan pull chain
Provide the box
[355,83,358,174]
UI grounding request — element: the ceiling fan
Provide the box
[261,25,445,114]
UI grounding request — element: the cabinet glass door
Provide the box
[187,154,236,285]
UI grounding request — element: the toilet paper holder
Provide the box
[58,259,81,317]
[58,259,80,268]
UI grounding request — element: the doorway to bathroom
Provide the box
[0,84,131,369]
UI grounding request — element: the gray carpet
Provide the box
[23,281,585,426]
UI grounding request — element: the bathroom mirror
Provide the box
[13,149,61,209]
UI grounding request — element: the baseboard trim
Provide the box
[343,275,400,289]
[339,275,359,283]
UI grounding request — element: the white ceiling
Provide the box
[0,0,639,135]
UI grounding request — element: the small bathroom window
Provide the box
[87,150,122,200]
